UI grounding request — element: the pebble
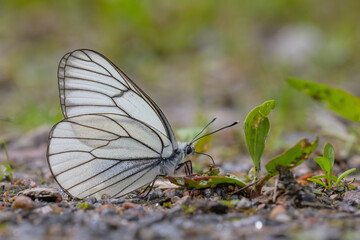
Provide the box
[51,205,64,213]
[146,189,164,201]
[236,198,252,209]
[57,202,69,208]
[20,178,37,188]
[0,211,18,224]
[343,190,360,205]
[37,205,53,214]
[269,205,286,219]
[110,198,125,205]
[204,188,214,199]
[171,196,181,203]
[100,208,118,217]
[208,202,229,214]
[20,188,62,202]
[86,196,97,204]
[12,196,34,210]
[339,200,358,213]
[164,189,176,198]
[173,196,190,206]
[123,202,139,209]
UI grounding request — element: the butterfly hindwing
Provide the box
[48,113,173,198]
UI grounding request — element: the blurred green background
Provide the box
[1,0,360,147]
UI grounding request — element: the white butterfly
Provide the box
[47,49,236,199]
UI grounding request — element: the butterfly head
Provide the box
[184,144,195,158]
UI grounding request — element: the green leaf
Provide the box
[265,137,318,177]
[244,100,275,178]
[194,134,212,153]
[165,168,246,190]
[314,156,331,187]
[324,143,335,168]
[334,168,356,186]
[310,175,327,179]
[307,178,328,188]
[288,78,360,122]
[312,143,336,188]
[77,202,89,210]
[311,175,338,181]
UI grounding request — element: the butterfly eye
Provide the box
[186,146,192,155]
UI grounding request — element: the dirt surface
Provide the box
[1,126,360,240]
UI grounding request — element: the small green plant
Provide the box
[77,202,89,210]
[165,166,247,190]
[242,100,318,194]
[255,137,318,194]
[244,100,275,180]
[307,143,356,188]
[0,142,13,181]
[170,100,319,196]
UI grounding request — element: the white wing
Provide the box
[48,113,173,199]
[48,49,180,199]
[58,49,177,146]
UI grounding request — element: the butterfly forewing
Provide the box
[48,49,179,198]
[58,49,175,140]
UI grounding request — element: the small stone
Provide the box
[99,204,113,212]
[208,202,229,214]
[57,202,69,208]
[173,196,190,206]
[339,200,358,213]
[37,205,53,214]
[51,205,64,213]
[101,194,111,199]
[236,198,252,209]
[343,190,360,205]
[164,189,176,198]
[109,198,125,205]
[182,192,190,197]
[204,188,214,199]
[21,178,37,188]
[12,196,34,210]
[86,196,97,204]
[330,194,338,200]
[0,211,18,224]
[171,196,180,203]
[146,189,164,200]
[269,205,286,219]
[100,207,118,217]
[123,202,139,209]
[192,189,200,196]
[93,203,102,208]
[20,188,62,202]
[274,212,292,222]
[228,185,235,191]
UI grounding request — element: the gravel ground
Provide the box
[1,126,360,240]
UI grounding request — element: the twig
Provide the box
[273,178,278,203]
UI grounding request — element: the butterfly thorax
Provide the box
[159,142,194,176]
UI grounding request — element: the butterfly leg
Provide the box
[185,160,193,175]
[140,174,166,199]
[175,160,193,175]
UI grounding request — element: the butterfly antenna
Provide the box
[191,120,240,144]
[195,151,215,166]
[190,118,217,144]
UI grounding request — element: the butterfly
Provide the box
[47,49,237,199]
